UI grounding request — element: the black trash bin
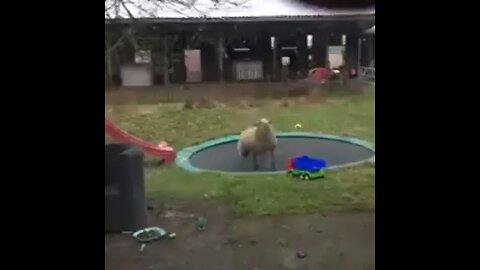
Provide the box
[105,143,147,232]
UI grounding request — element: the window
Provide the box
[307,35,313,49]
[135,50,151,64]
[281,56,290,66]
[233,48,250,52]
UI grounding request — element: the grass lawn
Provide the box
[106,87,375,216]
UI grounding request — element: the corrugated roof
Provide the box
[105,0,375,19]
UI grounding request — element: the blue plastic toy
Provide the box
[286,155,327,180]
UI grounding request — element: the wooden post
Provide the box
[163,37,170,85]
[105,39,113,85]
[298,34,308,78]
[324,34,331,90]
[218,35,224,81]
[272,37,277,81]
[313,33,329,68]
[369,35,374,66]
[358,36,362,74]
[325,35,330,68]
[345,33,360,75]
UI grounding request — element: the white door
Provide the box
[185,49,202,82]
[121,64,152,87]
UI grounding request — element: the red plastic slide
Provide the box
[105,118,175,162]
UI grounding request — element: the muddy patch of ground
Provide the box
[105,201,374,270]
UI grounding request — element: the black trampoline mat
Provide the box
[189,137,374,172]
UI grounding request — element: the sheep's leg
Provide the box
[265,151,275,169]
[265,152,270,169]
[269,149,276,169]
[252,153,259,170]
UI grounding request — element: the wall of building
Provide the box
[105,19,374,85]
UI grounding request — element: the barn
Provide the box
[105,0,375,86]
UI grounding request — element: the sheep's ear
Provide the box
[268,120,273,124]
[253,121,260,126]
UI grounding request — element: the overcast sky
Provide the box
[105,0,375,19]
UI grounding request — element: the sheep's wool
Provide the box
[237,119,277,157]
[237,127,256,156]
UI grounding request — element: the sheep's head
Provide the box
[254,118,274,138]
[253,118,272,126]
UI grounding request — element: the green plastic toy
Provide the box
[195,216,208,231]
[287,168,325,180]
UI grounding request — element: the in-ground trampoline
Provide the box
[176,132,375,173]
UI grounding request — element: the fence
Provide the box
[360,66,375,80]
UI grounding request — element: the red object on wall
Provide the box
[308,67,331,82]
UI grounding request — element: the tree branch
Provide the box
[120,0,136,19]
[105,0,246,61]
[105,0,246,20]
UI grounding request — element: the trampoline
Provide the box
[176,132,375,174]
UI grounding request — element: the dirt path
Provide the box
[105,201,375,270]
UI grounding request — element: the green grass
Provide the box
[107,88,375,216]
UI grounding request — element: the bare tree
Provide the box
[294,0,374,8]
[105,0,245,84]
[105,0,245,19]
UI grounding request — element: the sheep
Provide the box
[237,118,277,170]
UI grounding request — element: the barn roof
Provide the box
[105,0,375,20]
